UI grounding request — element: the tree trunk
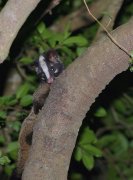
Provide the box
[22,18,133,179]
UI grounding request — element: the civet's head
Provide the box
[35,49,64,84]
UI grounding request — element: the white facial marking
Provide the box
[39,55,50,80]
[54,69,58,73]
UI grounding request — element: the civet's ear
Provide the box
[46,49,59,63]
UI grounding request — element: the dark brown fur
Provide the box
[17,83,50,176]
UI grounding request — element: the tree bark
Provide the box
[0,0,41,63]
[22,18,133,180]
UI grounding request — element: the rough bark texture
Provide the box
[22,18,133,180]
[0,0,41,63]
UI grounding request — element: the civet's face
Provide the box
[35,50,64,84]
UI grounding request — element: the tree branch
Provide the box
[94,0,124,41]
[50,0,111,32]
[22,18,133,180]
[0,0,41,63]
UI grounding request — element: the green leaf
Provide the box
[63,57,73,67]
[7,142,19,160]
[37,22,46,34]
[53,34,64,43]
[48,34,64,48]
[114,133,128,155]
[97,134,116,148]
[0,156,11,165]
[77,47,87,56]
[4,164,15,176]
[59,46,74,66]
[20,95,33,107]
[8,121,21,132]
[31,35,40,43]
[48,39,56,48]
[37,23,54,40]
[0,96,8,106]
[42,29,54,40]
[19,57,33,65]
[7,99,18,106]
[63,23,71,39]
[7,142,19,153]
[82,154,94,170]
[0,135,5,144]
[0,111,7,119]
[94,107,107,117]
[113,99,126,113]
[74,147,82,161]
[79,127,97,145]
[61,46,74,57]
[0,96,17,106]
[63,36,88,46]
[82,144,102,157]
[16,83,31,99]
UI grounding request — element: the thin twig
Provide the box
[36,0,61,25]
[83,0,131,58]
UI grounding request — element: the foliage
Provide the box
[70,82,133,179]
[74,127,102,170]
[0,151,10,166]
[26,22,88,67]
[95,88,133,179]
